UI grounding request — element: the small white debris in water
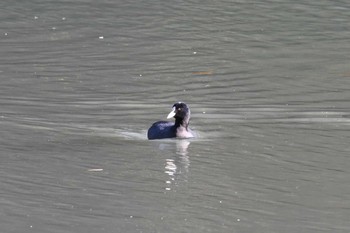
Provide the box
[237,218,241,222]
[193,51,197,54]
[203,111,206,114]
[52,27,56,30]
[165,187,171,191]
[130,215,133,218]
[34,16,38,19]
[88,168,103,172]
[4,32,8,36]
[99,36,104,39]
[139,74,142,77]
[62,17,66,20]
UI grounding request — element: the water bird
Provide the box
[147,102,195,140]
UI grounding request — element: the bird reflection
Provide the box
[157,140,191,191]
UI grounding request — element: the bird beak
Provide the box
[167,107,176,119]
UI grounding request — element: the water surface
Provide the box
[1,0,350,232]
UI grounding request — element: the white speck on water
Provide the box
[88,168,103,172]
[99,36,104,39]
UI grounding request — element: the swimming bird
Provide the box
[147,102,195,140]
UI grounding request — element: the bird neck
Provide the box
[175,116,190,130]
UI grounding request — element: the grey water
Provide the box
[1,0,350,232]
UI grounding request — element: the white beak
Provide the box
[167,107,176,119]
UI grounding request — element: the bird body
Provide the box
[147,121,177,139]
[147,102,194,140]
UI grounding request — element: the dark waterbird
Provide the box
[147,102,195,140]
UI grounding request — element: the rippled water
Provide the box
[1,0,350,232]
